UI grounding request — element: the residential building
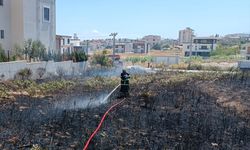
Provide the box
[115,43,133,53]
[0,0,56,54]
[240,43,250,60]
[142,35,161,47]
[70,34,81,47]
[133,40,150,53]
[179,27,194,44]
[183,37,218,57]
[56,34,86,54]
[56,35,72,54]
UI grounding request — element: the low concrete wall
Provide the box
[238,60,250,70]
[153,56,180,65]
[0,61,87,80]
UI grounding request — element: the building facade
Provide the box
[0,0,56,54]
[133,40,150,53]
[115,43,133,53]
[179,27,194,44]
[183,37,218,57]
[56,35,72,54]
[240,43,250,60]
[142,35,161,47]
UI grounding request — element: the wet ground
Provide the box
[0,90,112,149]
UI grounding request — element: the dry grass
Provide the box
[118,49,184,59]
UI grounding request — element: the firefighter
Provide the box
[120,69,130,93]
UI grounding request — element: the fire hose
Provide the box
[83,84,126,150]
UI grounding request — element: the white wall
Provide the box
[0,60,87,80]
[153,56,180,65]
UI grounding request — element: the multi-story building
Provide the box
[179,27,194,44]
[183,37,218,57]
[115,43,133,53]
[142,35,161,47]
[0,0,56,54]
[56,34,85,54]
[56,35,72,54]
[133,40,150,53]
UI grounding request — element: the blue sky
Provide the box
[56,0,250,39]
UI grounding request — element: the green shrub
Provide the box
[187,63,203,70]
[210,44,239,56]
[92,50,113,67]
[203,66,222,71]
[15,68,33,80]
[184,56,203,63]
[72,51,88,62]
[36,68,46,79]
[0,44,7,62]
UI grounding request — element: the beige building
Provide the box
[142,35,161,47]
[179,27,194,44]
[0,0,56,54]
[133,40,150,53]
[115,43,133,53]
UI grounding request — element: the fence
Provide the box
[0,60,87,80]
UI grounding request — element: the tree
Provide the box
[33,40,46,60]
[92,50,112,67]
[23,39,46,62]
[72,51,88,62]
[151,43,161,50]
[210,44,239,56]
[0,44,7,62]
[162,44,170,49]
[13,44,24,60]
[23,39,33,60]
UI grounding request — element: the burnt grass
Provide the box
[0,72,250,150]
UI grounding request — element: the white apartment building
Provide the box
[183,37,218,57]
[56,34,86,55]
[142,35,161,47]
[0,0,56,54]
[179,27,194,44]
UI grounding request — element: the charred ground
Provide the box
[0,71,250,149]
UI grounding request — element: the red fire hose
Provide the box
[83,98,126,150]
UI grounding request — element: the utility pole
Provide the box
[7,50,10,62]
[86,40,89,56]
[189,30,194,58]
[109,32,118,63]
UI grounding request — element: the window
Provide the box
[67,39,70,44]
[0,30,4,39]
[43,7,50,22]
[200,46,208,50]
[0,0,3,6]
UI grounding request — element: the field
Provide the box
[0,71,250,149]
[117,49,184,59]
